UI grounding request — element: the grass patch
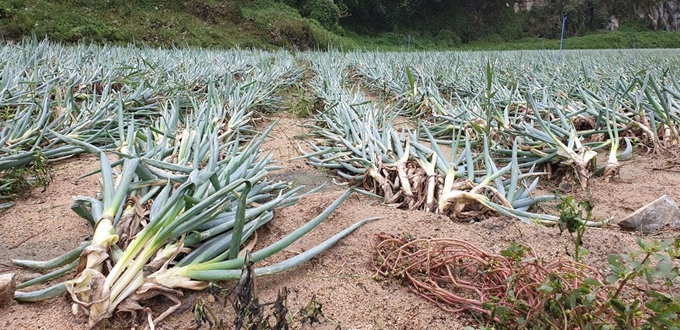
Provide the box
[339,29,680,53]
[0,0,355,50]
[459,30,680,51]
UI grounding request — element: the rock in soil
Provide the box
[617,195,680,234]
[0,273,16,308]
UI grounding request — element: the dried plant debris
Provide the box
[230,254,265,330]
[193,253,327,330]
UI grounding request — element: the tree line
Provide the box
[281,0,664,43]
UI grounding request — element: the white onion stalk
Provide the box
[86,177,248,326]
[64,154,139,322]
[529,94,596,189]
[604,98,620,182]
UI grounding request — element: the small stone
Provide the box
[0,273,16,308]
[617,195,680,234]
[558,181,571,192]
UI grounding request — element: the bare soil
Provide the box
[1,114,679,330]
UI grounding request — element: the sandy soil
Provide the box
[1,115,679,330]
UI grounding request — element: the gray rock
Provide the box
[606,15,620,30]
[0,273,15,308]
[618,195,680,234]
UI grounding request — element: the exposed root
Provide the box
[371,233,605,326]
[603,161,619,182]
[364,159,436,212]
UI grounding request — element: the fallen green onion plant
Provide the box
[295,83,561,224]
[10,78,378,328]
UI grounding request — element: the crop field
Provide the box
[1,39,679,329]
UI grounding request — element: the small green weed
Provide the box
[485,238,680,329]
[556,195,593,262]
[0,150,52,197]
[277,83,325,118]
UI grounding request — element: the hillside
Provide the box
[0,0,350,50]
[0,0,679,50]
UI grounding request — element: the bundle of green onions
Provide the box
[294,66,556,223]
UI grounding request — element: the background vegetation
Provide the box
[0,0,678,50]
